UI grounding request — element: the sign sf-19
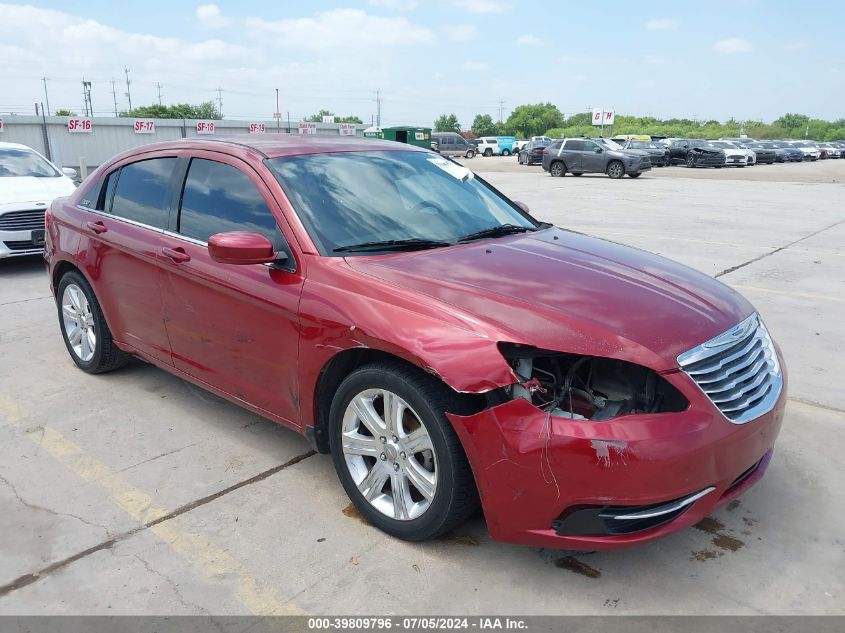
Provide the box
[67,118,93,133]
[592,108,615,126]
[249,122,266,134]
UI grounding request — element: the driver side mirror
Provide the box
[513,200,530,213]
[62,167,78,179]
[208,231,281,265]
[595,147,603,153]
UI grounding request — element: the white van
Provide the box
[476,137,500,157]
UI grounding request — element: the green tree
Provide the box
[305,110,363,123]
[505,103,564,137]
[120,102,222,119]
[470,114,497,137]
[434,113,461,133]
[773,113,810,132]
[54,109,77,116]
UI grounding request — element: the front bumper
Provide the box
[447,364,785,550]
[0,228,44,258]
[691,154,726,166]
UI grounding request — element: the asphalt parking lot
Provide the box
[1,160,843,616]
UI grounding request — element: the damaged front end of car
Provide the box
[445,341,784,550]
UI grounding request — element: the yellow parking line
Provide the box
[729,284,845,304]
[0,393,305,615]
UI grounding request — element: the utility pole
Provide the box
[42,77,51,116]
[82,80,93,117]
[156,83,163,106]
[110,79,118,117]
[216,87,223,117]
[375,90,381,127]
[275,88,281,133]
[498,99,505,123]
[124,66,133,112]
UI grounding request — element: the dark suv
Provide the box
[664,139,726,168]
[542,138,652,178]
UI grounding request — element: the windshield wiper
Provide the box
[333,238,452,253]
[457,224,536,243]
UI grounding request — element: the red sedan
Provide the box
[44,137,785,549]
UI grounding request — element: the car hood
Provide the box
[346,228,753,371]
[0,176,76,210]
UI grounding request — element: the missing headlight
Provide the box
[498,344,688,420]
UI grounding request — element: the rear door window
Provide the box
[178,158,280,244]
[111,158,177,228]
[564,140,584,151]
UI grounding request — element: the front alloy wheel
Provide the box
[686,154,696,168]
[341,389,436,520]
[329,362,478,540]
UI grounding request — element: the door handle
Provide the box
[161,247,191,263]
[86,221,107,234]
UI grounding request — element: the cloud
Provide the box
[245,9,436,49]
[783,40,808,52]
[445,24,478,42]
[462,61,488,71]
[642,55,665,65]
[195,4,231,29]
[368,0,418,9]
[516,35,541,46]
[451,1,511,14]
[713,37,753,54]
[645,18,678,30]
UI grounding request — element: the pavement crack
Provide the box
[715,218,845,277]
[127,552,212,615]
[0,449,316,599]
[0,473,111,537]
[788,397,845,415]
[0,295,53,307]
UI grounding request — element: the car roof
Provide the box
[111,136,429,161]
[0,141,35,150]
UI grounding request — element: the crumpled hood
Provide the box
[0,176,76,210]
[346,228,753,371]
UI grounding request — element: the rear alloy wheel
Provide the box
[606,160,625,179]
[329,362,478,541]
[686,154,696,168]
[549,161,565,177]
[57,271,129,374]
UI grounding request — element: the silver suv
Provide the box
[541,138,652,178]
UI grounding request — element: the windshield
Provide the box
[791,142,809,147]
[0,148,61,178]
[595,138,624,150]
[268,151,538,255]
[712,142,739,149]
[630,140,659,149]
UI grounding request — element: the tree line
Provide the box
[435,107,845,141]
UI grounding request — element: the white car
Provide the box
[531,135,553,143]
[709,141,756,166]
[475,137,500,157]
[0,142,77,258]
[787,141,820,160]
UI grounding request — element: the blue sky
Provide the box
[1,1,842,127]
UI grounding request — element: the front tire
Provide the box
[686,154,696,168]
[606,160,625,179]
[57,271,129,374]
[329,362,478,541]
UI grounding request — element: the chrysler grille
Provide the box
[0,209,46,232]
[677,314,782,424]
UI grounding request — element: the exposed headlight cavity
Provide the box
[499,344,689,421]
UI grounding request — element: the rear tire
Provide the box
[502,149,511,156]
[549,161,565,177]
[57,271,129,374]
[484,148,493,157]
[329,361,478,541]
[465,149,475,159]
